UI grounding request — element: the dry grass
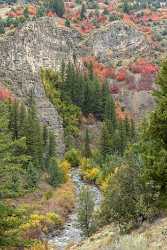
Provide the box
[6,178,75,221]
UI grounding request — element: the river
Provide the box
[48,168,101,250]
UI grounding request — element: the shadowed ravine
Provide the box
[48,168,102,250]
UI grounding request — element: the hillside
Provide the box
[0,0,167,249]
[67,217,167,250]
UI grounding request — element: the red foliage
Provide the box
[81,56,115,80]
[110,84,120,94]
[115,102,131,120]
[0,88,12,101]
[8,11,17,18]
[47,11,55,17]
[130,59,158,74]
[116,68,127,81]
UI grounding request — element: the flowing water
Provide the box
[48,168,101,250]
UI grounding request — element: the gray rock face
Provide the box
[0,18,154,155]
[85,21,150,62]
[0,17,81,156]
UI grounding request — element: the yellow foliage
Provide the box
[83,167,100,182]
[80,157,100,183]
[20,212,62,233]
[59,160,71,182]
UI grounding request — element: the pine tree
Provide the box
[101,80,109,117]
[26,161,38,188]
[26,99,43,167]
[77,186,95,237]
[80,3,86,20]
[49,0,65,17]
[104,94,117,132]
[83,128,91,158]
[48,157,64,187]
[18,102,27,138]
[100,122,112,158]
[8,101,19,140]
[141,59,167,198]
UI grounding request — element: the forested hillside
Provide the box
[0,0,167,249]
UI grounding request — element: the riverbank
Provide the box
[47,168,101,250]
[5,177,76,242]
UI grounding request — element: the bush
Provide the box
[59,160,71,182]
[65,148,81,167]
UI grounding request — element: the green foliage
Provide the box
[65,19,71,27]
[65,148,81,167]
[140,59,167,204]
[23,7,29,19]
[83,128,92,158]
[40,67,81,140]
[0,202,27,247]
[80,3,86,19]
[77,186,96,237]
[48,157,65,187]
[47,0,65,17]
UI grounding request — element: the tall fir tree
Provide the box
[83,128,92,158]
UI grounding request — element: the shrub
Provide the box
[59,160,71,182]
[80,157,100,183]
[20,212,62,240]
[65,148,81,167]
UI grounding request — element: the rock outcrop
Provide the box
[0,18,155,154]
[85,21,150,63]
[0,17,81,155]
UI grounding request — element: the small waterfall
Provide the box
[48,168,101,249]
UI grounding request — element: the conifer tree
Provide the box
[80,3,86,20]
[104,94,116,132]
[8,101,19,140]
[100,122,112,157]
[18,102,27,138]
[83,128,92,158]
[26,161,38,188]
[48,157,64,187]
[141,59,167,197]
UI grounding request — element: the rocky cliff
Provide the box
[0,17,81,155]
[85,21,150,63]
[0,17,155,153]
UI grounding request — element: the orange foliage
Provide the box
[115,101,131,120]
[116,68,127,81]
[0,87,13,101]
[130,58,158,74]
[47,11,55,17]
[81,56,115,80]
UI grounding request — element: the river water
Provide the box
[48,168,101,250]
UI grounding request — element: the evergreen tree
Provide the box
[77,186,96,237]
[100,122,112,158]
[83,128,91,158]
[18,103,27,138]
[104,94,116,132]
[141,59,167,199]
[0,202,25,246]
[49,0,65,17]
[65,19,70,27]
[8,101,19,140]
[48,157,64,187]
[23,6,29,18]
[26,99,43,167]
[26,161,38,188]
[80,3,86,20]
[101,80,109,116]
